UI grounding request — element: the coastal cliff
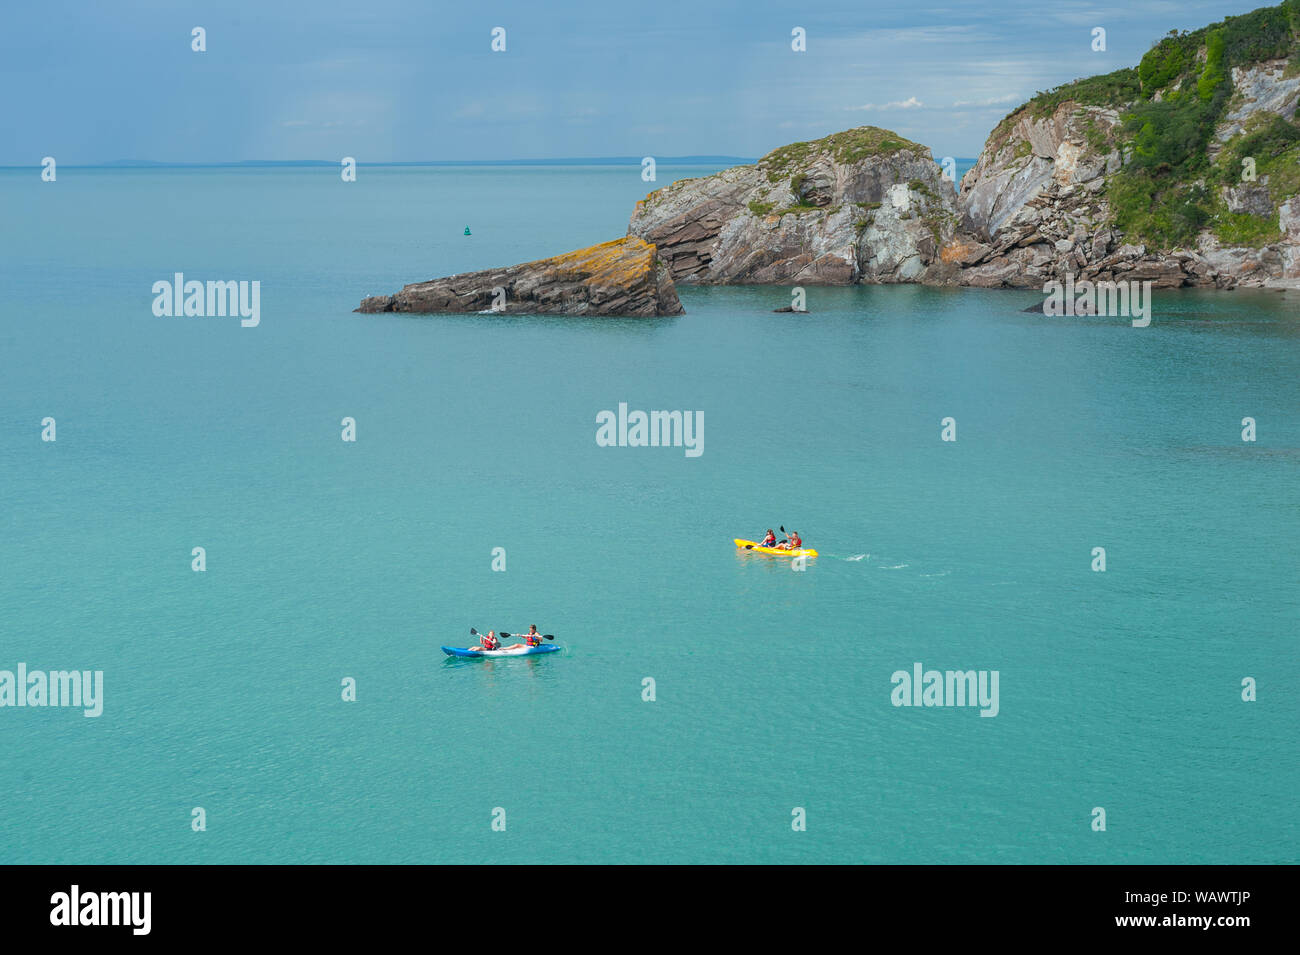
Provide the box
[356,236,683,316]
[628,127,959,285]
[951,0,1300,289]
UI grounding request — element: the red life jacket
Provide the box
[525,632,540,646]
[481,634,498,650]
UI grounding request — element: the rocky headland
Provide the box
[627,0,1299,294]
[356,236,682,316]
[627,127,959,285]
[359,0,1300,314]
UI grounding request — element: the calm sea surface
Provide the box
[1,164,1296,863]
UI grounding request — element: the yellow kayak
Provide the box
[734,538,819,558]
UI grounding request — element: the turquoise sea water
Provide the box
[1,165,1297,864]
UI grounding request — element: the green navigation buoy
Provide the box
[464,226,472,236]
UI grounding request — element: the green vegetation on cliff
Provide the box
[1028,68,1142,119]
[1210,114,1300,245]
[1118,0,1300,246]
[987,68,1139,152]
[1219,113,1300,202]
[1137,2,1298,95]
[1116,0,1300,246]
[987,0,1300,248]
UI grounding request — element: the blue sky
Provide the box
[1,0,1272,163]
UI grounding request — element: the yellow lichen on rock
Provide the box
[357,235,683,316]
[548,236,655,288]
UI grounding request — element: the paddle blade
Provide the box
[470,627,479,635]
[543,634,555,640]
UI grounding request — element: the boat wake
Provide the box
[834,551,950,577]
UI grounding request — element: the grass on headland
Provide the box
[758,127,929,183]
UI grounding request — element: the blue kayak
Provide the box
[442,644,561,658]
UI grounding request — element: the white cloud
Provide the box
[846,96,925,111]
[950,93,1024,107]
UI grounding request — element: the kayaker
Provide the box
[471,630,501,652]
[503,625,543,650]
[758,529,778,548]
[777,531,802,550]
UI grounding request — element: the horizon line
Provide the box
[2,157,760,169]
[1,155,981,170]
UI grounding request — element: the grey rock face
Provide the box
[1213,60,1300,153]
[1223,183,1276,218]
[627,127,959,286]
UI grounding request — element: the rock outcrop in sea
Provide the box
[628,127,959,285]
[356,236,683,316]
[358,1,1299,313]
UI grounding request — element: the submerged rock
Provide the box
[356,236,683,316]
[1022,298,1096,314]
[627,126,959,285]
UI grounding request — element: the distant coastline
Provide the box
[0,156,784,169]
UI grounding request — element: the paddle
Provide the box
[500,631,555,641]
[777,526,806,548]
